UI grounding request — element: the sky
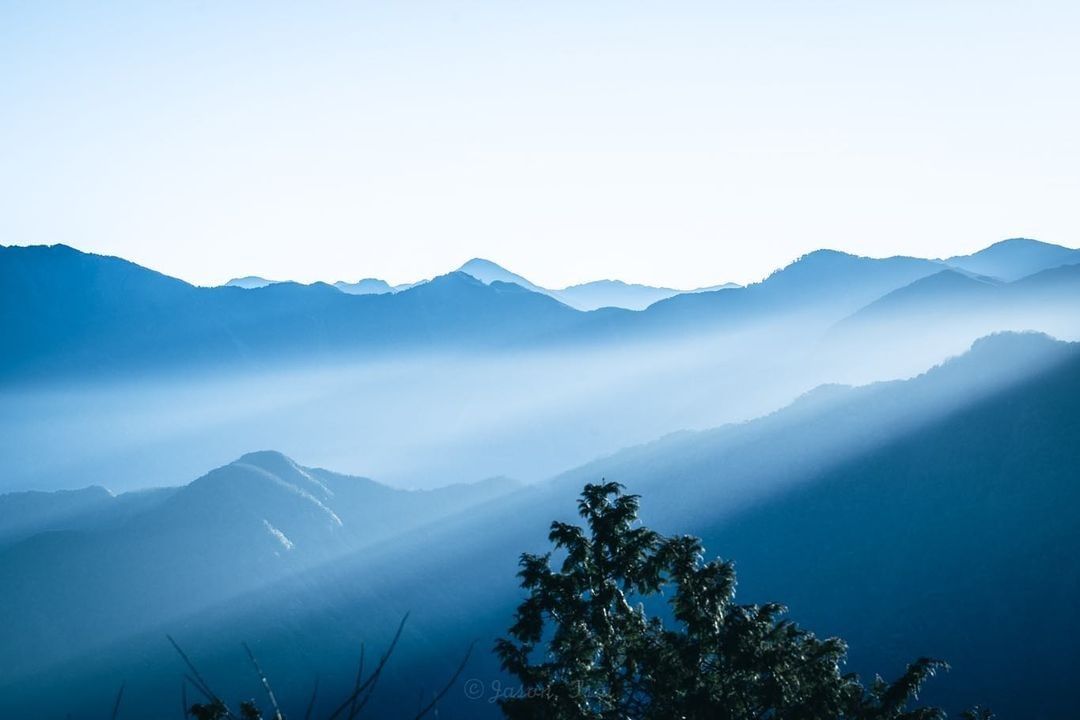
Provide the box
[1,0,1078,289]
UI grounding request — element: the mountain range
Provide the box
[4,237,1080,499]
[454,257,742,310]
[226,256,740,311]
[0,245,588,380]
[5,238,1078,384]
[218,237,1077,312]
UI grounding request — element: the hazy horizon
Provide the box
[4,1,1079,288]
[4,236,1078,290]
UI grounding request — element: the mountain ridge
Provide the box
[0,449,523,681]
[944,237,1080,281]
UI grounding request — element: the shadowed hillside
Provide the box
[4,333,1076,718]
[0,451,518,681]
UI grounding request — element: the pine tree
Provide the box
[496,481,959,720]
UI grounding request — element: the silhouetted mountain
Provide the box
[0,486,112,545]
[231,276,410,294]
[5,244,1023,384]
[0,245,590,380]
[750,249,945,309]
[693,281,742,292]
[224,275,279,289]
[6,333,1075,718]
[635,249,945,334]
[456,257,547,294]
[0,485,178,549]
[0,244,757,382]
[840,269,1000,319]
[15,242,1064,384]
[554,279,682,311]
[332,277,394,295]
[829,264,1080,371]
[219,258,742,310]
[457,257,738,310]
[945,237,1080,281]
[0,450,519,681]
[1012,259,1080,293]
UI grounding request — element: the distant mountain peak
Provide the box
[562,278,629,290]
[455,258,544,293]
[456,258,518,280]
[225,276,278,289]
[982,237,1050,250]
[763,249,864,279]
[455,259,738,310]
[945,237,1080,282]
[333,278,394,295]
[915,268,997,286]
[764,248,938,285]
[562,278,676,292]
[236,449,295,467]
[950,237,1065,259]
[799,248,858,261]
[178,453,344,530]
[458,257,508,272]
[967,329,1060,352]
[421,270,488,290]
[792,249,939,266]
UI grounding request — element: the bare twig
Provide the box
[327,612,410,720]
[346,643,365,719]
[347,637,399,718]
[242,642,284,720]
[167,636,216,702]
[412,642,475,720]
[167,635,237,719]
[183,674,213,703]
[304,676,320,720]
[110,682,125,720]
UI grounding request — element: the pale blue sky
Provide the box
[2,1,1077,288]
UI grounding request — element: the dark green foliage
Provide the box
[496,482,955,720]
[187,699,258,719]
[186,699,270,719]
